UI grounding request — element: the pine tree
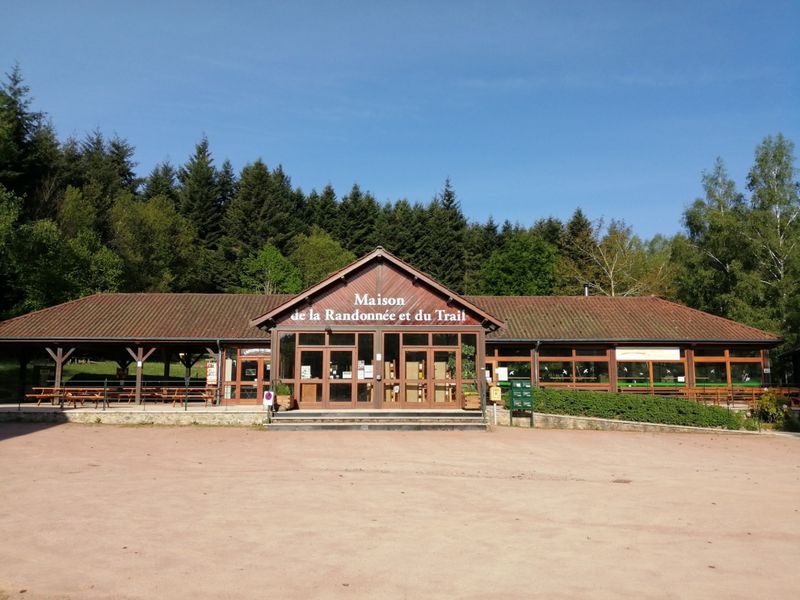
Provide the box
[463,219,498,294]
[426,179,467,291]
[560,208,599,294]
[0,65,63,221]
[307,183,338,234]
[144,162,179,204]
[178,137,221,244]
[336,183,380,256]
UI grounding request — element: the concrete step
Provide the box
[267,409,487,431]
[266,421,488,431]
[272,415,482,423]
[273,410,483,419]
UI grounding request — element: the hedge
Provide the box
[520,387,743,430]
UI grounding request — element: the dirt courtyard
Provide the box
[0,424,797,600]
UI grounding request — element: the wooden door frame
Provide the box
[397,345,461,409]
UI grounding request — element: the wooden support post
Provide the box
[179,352,203,384]
[45,346,76,406]
[17,354,29,404]
[608,347,618,392]
[477,329,487,416]
[685,348,695,388]
[206,347,224,406]
[761,349,771,386]
[162,349,171,378]
[126,346,157,404]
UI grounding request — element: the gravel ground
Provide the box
[0,424,797,600]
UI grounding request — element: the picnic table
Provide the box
[27,386,107,408]
[143,386,216,407]
[26,386,217,408]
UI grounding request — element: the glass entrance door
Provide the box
[295,336,375,408]
[328,348,356,406]
[400,347,460,408]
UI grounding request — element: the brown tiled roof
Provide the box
[0,292,781,345]
[0,293,293,342]
[467,295,781,344]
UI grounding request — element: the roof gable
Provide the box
[249,247,504,330]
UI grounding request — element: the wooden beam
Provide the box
[162,348,171,378]
[126,346,156,404]
[17,354,29,404]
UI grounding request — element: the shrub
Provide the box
[753,389,790,423]
[519,387,743,430]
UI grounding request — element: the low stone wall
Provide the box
[486,405,753,434]
[0,409,268,427]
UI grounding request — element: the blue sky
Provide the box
[3,1,798,238]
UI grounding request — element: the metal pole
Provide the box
[103,378,108,411]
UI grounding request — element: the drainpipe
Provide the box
[215,339,223,406]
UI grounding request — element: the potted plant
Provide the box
[275,382,294,411]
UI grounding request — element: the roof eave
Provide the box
[486,337,782,345]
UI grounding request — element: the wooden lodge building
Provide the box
[0,248,782,409]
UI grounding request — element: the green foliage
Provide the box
[478,230,557,295]
[58,185,96,237]
[110,194,195,291]
[526,387,743,430]
[0,65,62,221]
[224,160,305,258]
[424,179,467,291]
[753,389,790,423]
[237,244,302,294]
[335,183,380,257]
[178,137,222,245]
[0,184,22,315]
[11,219,121,313]
[288,226,355,288]
[306,184,338,234]
[561,217,672,297]
[143,161,179,203]
[673,136,799,370]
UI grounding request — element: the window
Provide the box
[329,333,355,346]
[432,333,458,346]
[652,362,685,387]
[299,333,325,345]
[497,345,531,357]
[539,361,572,383]
[279,334,295,379]
[731,363,761,386]
[576,361,609,383]
[695,363,727,386]
[403,333,428,346]
[617,362,649,387]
